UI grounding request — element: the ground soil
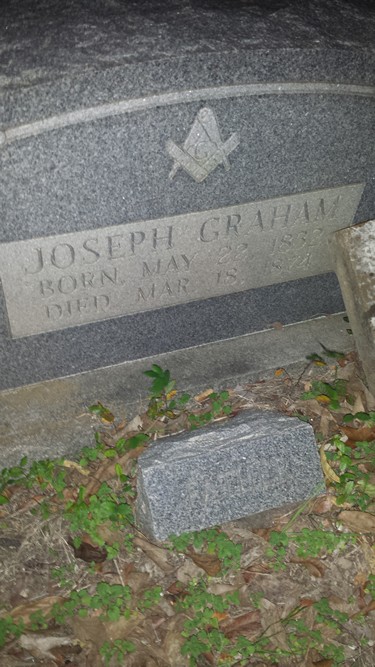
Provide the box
[0,351,374,666]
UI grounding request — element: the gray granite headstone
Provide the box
[135,411,324,541]
[332,220,375,395]
[0,0,375,392]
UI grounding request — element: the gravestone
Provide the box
[136,411,324,541]
[0,0,375,463]
[333,220,375,395]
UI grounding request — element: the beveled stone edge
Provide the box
[2,82,375,147]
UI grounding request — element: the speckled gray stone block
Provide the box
[0,0,375,390]
[333,220,375,395]
[135,411,324,541]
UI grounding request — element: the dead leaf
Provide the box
[319,445,340,483]
[162,614,189,666]
[310,494,334,514]
[3,596,66,625]
[187,547,222,576]
[19,634,76,660]
[312,659,334,666]
[316,394,331,405]
[271,321,284,330]
[194,388,214,402]
[68,538,107,563]
[118,414,144,436]
[243,563,271,583]
[351,599,375,619]
[133,536,175,572]
[259,598,289,651]
[176,559,205,584]
[220,610,261,639]
[319,408,335,438]
[359,537,375,574]
[341,425,375,442]
[338,510,375,533]
[62,460,90,476]
[290,557,325,578]
[84,445,146,497]
[274,368,286,377]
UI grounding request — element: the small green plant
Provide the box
[144,364,190,419]
[79,432,109,465]
[343,410,375,425]
[51,564,76,589]
[137,586,163,611]
[301,379,348,410]
[88,402,115,423]
[64,481,134,551]
[178,578,240,664]
[267,527,355,570]
[170,528,242,572]
[0,617,24,649]
[0,456,67,501]
[52,582,133,624]
[283,599,347,664]
[0,456,29,502]
[365,574,375,600]
[100,639,136,665]
[189,391,233,429]
[326,434,375,510]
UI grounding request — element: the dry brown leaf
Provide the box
[242,563,271,583]
[312,659,334,666]
[208,583,240,596]
[290,557,325,578]
[133,535,175,572]
[341,424,375,442]
[319,445,340,484]
[73,613,144,650]
[319,408,335,438]
[104,614,145,641]
[124,571,152,595]
[310,494,335,514]
[351,599,375,619]
[68,538,107,563]
[351,393,366,414]
[62,460,90,476]
[359,537,375,574]
[19,634,75,660]
[338,510,375,533]
[162,614,189,666]
[115,414,144,439]
[194,388,214,402]
[220,610,261,639]
[187,548,222,576]
[85,445,146,497]
[3,596,66,625]
[354,571,369,588]
[259,598,289,651]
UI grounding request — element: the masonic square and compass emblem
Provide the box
[166,107,240,183]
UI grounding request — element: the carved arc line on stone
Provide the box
[1,82,375,147]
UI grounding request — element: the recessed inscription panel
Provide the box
[0,183,364,338]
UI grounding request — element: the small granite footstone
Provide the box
[135,411,324,541]
[333,220,375,395]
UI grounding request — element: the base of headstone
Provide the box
[0,312,351,469]
[135,411,324,541]
[333,220,375,395]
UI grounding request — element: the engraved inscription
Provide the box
[166,107,240,182]
[0,183,364,338]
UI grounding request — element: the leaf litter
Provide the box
[0,351,374,666]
